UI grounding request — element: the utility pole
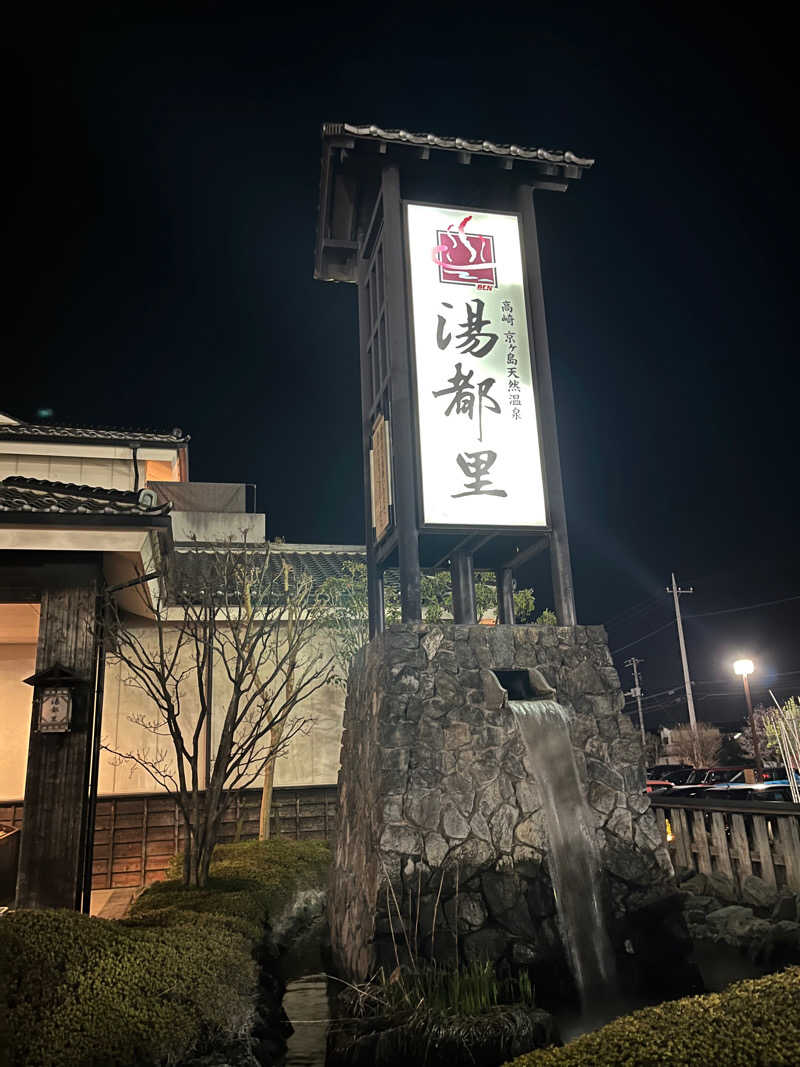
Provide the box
[624,657,646,746]
[667,572,699,764]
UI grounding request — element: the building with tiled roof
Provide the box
[0,411,358,908]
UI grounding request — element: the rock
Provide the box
[606,807,634,842]
[682,893,722,919]
[481,870,522,916]
[443,892,487,931]
[443,722,472,749]
[470,812,491,841]
[588,780,617,815]
[772,889,798,922]
[770,919,800,942]
[706,905,754,937]
[379,825,421,855]
[707,872,739,904]
[489,804,517,853]
[526,667,556,698]
[586,759,624,792]
[741,874,778,910]
[420,629,443,661]
[514,779,541,813]
[425,833,449,867]
[462,927,508,963]
[678,870,712,896]
[404,791,442,832]
[487,626,515,667]
[481,668,507,709]
[441,804,470,840]
[515,812,547,849]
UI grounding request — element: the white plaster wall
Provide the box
[170,511,266,543]
[98,622,344,795]
[98,623,205,795]
[0,644,37,801]
[0,451,139,490]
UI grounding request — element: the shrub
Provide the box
[504,966,800,1066]
[0,838,330,1066]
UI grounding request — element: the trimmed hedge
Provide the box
[505,967,800,1067]
[0,838,330,1067]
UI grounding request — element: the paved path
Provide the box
[90,888,135,919]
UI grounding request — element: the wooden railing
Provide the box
[651,794,800,892]
[0,784,338,891]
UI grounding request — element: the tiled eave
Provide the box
[0,476,172,518]
[0,422,189,447]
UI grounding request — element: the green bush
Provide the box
[0,838,330,1067]
[504,967,800,1067]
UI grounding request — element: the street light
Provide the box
[734,659,763,780]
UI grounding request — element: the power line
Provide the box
[611,593,800,655]
[605,595,663,627]
[611,620,675,653]
[684,593,800,620]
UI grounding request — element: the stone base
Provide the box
[329,623,677,987]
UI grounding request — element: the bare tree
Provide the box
[104,539,332,887]
[667,723,722,767]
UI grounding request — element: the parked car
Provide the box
[658,784,715,799]
[760,766,800,782]
[704,781,798,803]
[646,779,674,793]
[647,763,692,779]
[659,766,695,785]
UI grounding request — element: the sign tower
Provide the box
[314,123,593,632]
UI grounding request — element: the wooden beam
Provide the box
[500,536,549,571]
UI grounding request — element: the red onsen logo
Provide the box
[432,215,497,288]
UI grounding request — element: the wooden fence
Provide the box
[0,784,338,891]
[651,794,800,892]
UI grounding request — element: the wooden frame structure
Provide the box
[315,124,593,633]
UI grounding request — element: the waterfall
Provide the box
[510,699,617,1004]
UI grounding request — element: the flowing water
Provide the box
[510,699,617,1005]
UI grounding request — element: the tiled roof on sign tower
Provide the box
[323,123,595,168]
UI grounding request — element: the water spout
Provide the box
[510,699,617,1005]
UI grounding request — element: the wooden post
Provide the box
[16,566,101,909]
[516,185,577,626]
[451,551,476,624]
[691,809,713,875]
[381,165,421,622]
[752,815,776,886]
[710,811,734,881]
[672,808,693,871]
[730,813,753,882]
[496,567,515,625]
[777,816,800,891]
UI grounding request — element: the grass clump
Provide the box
[504,966,800,1066]
[331,961,550,1065]
[0,838,330,1067]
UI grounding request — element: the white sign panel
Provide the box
[406,203,547,527]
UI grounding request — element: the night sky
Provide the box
[4,6,799,732]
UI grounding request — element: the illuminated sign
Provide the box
[406,203,547,528]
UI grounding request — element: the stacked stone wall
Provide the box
[329,622,676,983]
